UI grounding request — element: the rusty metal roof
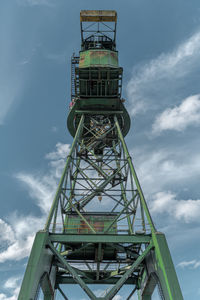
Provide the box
[80,10,117,22]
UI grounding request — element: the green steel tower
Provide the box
[18,10,183,300]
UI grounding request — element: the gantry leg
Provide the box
[152,232,183,300]
[18,231,54,300]
[143,296,151,300]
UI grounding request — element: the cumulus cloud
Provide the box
[16,143,71,214]
[177,260,200,269]
[0,217,34,263]
[133,149,200,196]
[45,142,70,161]
[150,191,175,214]
[126,30,200,116]
[131,146,200,223]
[0,276,22,300]
[0,143,70,264]
[0,288,20,300]
[150,191,200,223]
[4,276,21,289]
[0,214,41,263]
[152,94,200,134]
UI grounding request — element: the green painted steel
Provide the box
[67,99,131,138]
[48,242,98,300]
[104,242,153,300]
[56,277,136,285]
[79,50,118,68]
[50,234,152,243]
[18,9,183,300]
[45,114,84,230]
[18,231,54,300]
[114,116,156,234]
[152,232,183,300]
[143,296,151,300]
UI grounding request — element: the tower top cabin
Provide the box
[68,10,131,138]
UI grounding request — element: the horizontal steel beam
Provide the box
[75,110,123,114]
[56,276,136,285]
[49,234,151,244]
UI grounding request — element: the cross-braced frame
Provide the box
[18,114,183,300]
[18,9,183,300]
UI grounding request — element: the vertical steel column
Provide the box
[151,232,183,300]
[18,231,51,300]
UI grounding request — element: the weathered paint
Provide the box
[79,50,118,68]
[18,231,54,300]
[152,232,184,300]
[80,10,117,22]
[67,98,131,138]
[19,9,184,300]
[65,214,117,234]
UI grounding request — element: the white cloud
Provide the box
[150,191,200,223]
[17,0,55,6]
[177,259,200,269]
[0,287,20,300]
[133,147,200,195]
[0,214,41,263]
[45,142,70,161]
[15,173,56,214]
[0,233,32,263]
[126,30,200,116]
[4,276,21,289]
[16,143,71,214]
[150,191,175,214]
[131,146,200,223]
[152,94,200,134]
[0,143,70,264]
[175,199,200,222]
[113,296,123,300]
[94,289,123,299]
[0,274,21,299]
[0,219,15,244]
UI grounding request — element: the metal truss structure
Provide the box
[18,10,183,300]
[18,112,183,300]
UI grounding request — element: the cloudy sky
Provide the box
[1,0,200,299]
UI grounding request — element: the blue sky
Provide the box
[1,0,200,299]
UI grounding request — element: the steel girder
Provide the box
[18,114,183,300]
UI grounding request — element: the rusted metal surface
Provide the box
[80,10,117,22]
[65,215,117,234]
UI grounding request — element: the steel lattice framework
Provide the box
[18,10,183,300]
